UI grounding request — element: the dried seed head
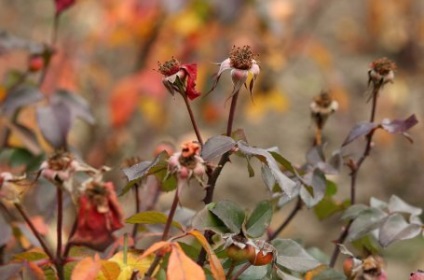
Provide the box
[85,181,110,213]
[370,58,396,76]
[310,91,339,115]
[368,57,396,86]
[46,152,73,171]
[229,45,255,70]
[158,57,181,76]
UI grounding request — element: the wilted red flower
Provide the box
[410,270,424,280]
[158,58,200,100]
[210,45,260,96]
[69,181,124,251]
[54,0,75,15]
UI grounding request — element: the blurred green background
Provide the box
[1,0,423,277]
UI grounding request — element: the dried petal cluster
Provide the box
[211,45,260,96]
[70,181,124,251]
[168,141,206,182]
[368,57,396,87]
[343,255,387,280]
[310,91,338,129]
[159,58,200,100]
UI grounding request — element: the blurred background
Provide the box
[1,0,423,277]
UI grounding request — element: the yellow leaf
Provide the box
[188,230,225,280]
[109,251,153,277]
[304,264,327,280]
[167,243,206,280]
[96,261,121,280]
[71,255,102,280]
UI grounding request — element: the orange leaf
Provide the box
[167,243,206,280]
[99,260,121,280]
[71,255,101,280]
[137,241,171,260]
[188,230,225,280]
[24,261,45,280]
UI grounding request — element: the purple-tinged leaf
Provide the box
[121,151,168,182]
[208,200,245,233]
[36,102,71,149]
[1,85,43,116]
[342,122,379,147]
[237,141,297,197]
[0,263,23,280]
[270,151,296,174]
[381,114,418,143]
[306,146,325,165]
[388,195,422,216]
[378,213,422,247]
[370,197,389,211]
[328,150,342,173]
[272,239,321,272]
[52,89,95,125]
[200,135,236,162]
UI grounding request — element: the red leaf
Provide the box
[181,64,200,100]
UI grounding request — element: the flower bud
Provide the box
[247,240,275,266]
[28,55,44,72]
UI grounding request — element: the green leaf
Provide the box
[125,211,183,231]
[300,169,326,208]
[314,197,345,220]
[388,195,422,216]
[347,208,387,241]
[341,204,369,220]
[191,206,231,234]
[269,151,296,174]
[235,263,270,280]
[12,251,48,262]
[275,269,302,280]
[209,200,246,233]
[245,200,273,238]
[378,213,422,247]
[122,151,168,182]
[237,141,297,197]
[201,135,236,162]
[272,239,321,272]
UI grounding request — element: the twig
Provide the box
[143,189,180,279]
[132,182,141,240]
[329,84,381,267]
[231,263,251,280]
[38,13,59,87]
[63,218,78,258]
[226,261,236,279]
[182,93,203,145]
[14,203,54,260]
[268,197,302,241]
[55,186,64,280]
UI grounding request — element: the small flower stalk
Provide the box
[310,91,338,145]
[167,141,206,197]
[158,58,200,100]
[210,45,260,97]
[368,57,396,89]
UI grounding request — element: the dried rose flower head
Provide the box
[310,91,338,129]
[368,57,396,87]
[158,57,200,100]
[210,45,260,96]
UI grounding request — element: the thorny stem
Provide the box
[132,182,141,240]
[182,93,203,145]
[231,263,251,280]
[143,188,180,279]
[268,197,303,241]
[197,90,241,265]
[56,187,64,280]
[14,203,54,260]
[329,84,381,268]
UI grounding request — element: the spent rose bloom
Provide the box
[210,45,260,96]
[158,58,200,100]
[410,270,424,280]
[368,57,396,87]
[167,141,206,197]
[310,91,338,129]
[69,181,124,251]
